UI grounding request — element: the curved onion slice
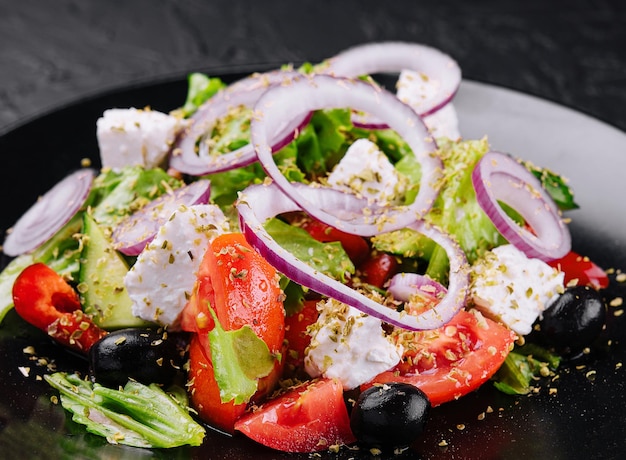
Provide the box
[388,272,447,303]
[323,41,462,127]
[3,168,96,257]
[236,182,469,331]
[251,74,442,237]
[112,179,211,255]
[472,151,571,261]
[170,70,311,176]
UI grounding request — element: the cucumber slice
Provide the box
[79,214,151,329]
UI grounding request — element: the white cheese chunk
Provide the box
[304,299,403,390]
[396,69,461,140]
[469,244,565,336]
[327,138,406,206]
[96,107,183,170]
[124,204,229,327]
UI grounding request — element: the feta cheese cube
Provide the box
[327,138,406,206]
[469,244,565,336]
[396,69,461,140]
[304,299,403,390]
[96,107,183,170]
[125,204,230,327]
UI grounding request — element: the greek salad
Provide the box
[0,41,612,455]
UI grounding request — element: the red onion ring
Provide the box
[169,70,311,176]
[236,182,468,331]
[388,272,447,303]
[251,74,442,237]
[111,179,211,256]
[323,41,462,127]
[472,151,571,261]
[3,168,96,257]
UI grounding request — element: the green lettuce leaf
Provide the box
[44,372,205,448]
[302,109,352,174]
[207,306,277,405]
[264,217,355,282]
[178,72,227,117]
[280,277,308,317]
[89,166,183,229]
[493,343,561,395]
[525,161,579,211]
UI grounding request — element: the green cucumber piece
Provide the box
[79,214,151,329]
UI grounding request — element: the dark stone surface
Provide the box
[1,0,625,133]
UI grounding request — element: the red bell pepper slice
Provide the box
[12,263,106,354]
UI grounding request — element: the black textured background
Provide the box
[1,0,625,134]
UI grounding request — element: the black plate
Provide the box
[1,70,626,460]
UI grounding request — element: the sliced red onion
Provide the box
[3,168,96,257]
[251,74,442,237]
[472,151,571,261]
[112,179,211,255]
[323,41,462,127]
[388,272,447,303]
[169,70,311,176]
[349,113,391,131]
[236,182,468,331]
[290,182,389,223]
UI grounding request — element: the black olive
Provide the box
[350,382,430,448]
[539,285,606,353]
[89,327,184,388]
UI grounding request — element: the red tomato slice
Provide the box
[184,233,285,433]
[547,250,609,290]
[301,218,369,264]
[357,252,399,288]
[283,299,319,378]
[12,263,106,354]
[187,334,247,434]
[182,232,285,346]
[180,251,216,352]
[234,378,356,453]
[188,335,285,434]
[363,310,516,407]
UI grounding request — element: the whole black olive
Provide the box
[89,327,184,388]
[350,382,430,448]
[539,285,606,353]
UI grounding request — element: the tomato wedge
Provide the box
[12,263,106,354]
[357,252,399,289]
[547,250,609,290]
[363,309,516,407]
[187,334,247,434]
[234,378,356,453]
[301,218,369,264]
[283,299,319,378]
[183,233,285,433]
